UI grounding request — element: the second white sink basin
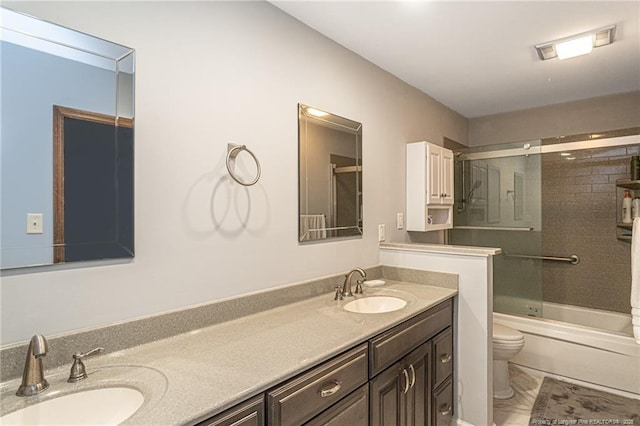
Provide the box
[343,296,407,314]
[0,387,144,426]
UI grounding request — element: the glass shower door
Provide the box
[449,141,544,317]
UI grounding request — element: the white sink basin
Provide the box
[0,387,144,426]
[343,296,407,313]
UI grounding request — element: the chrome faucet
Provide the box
[341,268,367,298]
[16,334,49,397]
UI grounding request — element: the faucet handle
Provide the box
[68,347,104,383]
[354,279,364,294]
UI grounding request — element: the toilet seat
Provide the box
[493,341,525,352]
[493,322,524,342]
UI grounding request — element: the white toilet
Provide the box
[492,321,525,399]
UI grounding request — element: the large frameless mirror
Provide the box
[1,7,135,269]
[298,104,363,242]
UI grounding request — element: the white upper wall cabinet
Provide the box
[427,144,454,205]
[406,141,454,231]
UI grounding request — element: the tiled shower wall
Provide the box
[541,144,639,314]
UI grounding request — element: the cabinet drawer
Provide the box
[304,385,368,426]
[267,344,368,426]
[196,395,264,426]
[369,299,452,377]
[433,378,453,426]
[433,327,453,389]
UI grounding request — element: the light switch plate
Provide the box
[396,213,404,230]
[27,213,43,234]
[378,224,385,242]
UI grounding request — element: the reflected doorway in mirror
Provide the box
[53,106,134,264]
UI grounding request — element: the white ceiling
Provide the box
[272,1,640,119]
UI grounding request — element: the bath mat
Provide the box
[529,377,640,426]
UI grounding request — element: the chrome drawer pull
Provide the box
[439,404,452,416]
[408,364,416,389]
[440,353,452,364]
[402,369,410,394]
[319,380,342,398]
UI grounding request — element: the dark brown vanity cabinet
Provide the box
[433,378,453,426]
[305,385,369,426]
[432,328,454,426]
[369,299,453,426]
[196,395,265,426]
[198,298,454,426]
[267,344,369,426]
[369,341,431,425]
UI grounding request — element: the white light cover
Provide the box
[556,35,593,60]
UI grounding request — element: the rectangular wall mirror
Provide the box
[298,104,363,242]
[1,7,135,269]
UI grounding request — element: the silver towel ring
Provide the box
[226,143,261,186]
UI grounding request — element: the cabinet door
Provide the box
[370,342,433,426]
[441,148,454,205]
[427,144,442,205]
[197,395,264,426]
[369,361,407,426]
[305,385,368,426]
[433,328,453,390]
[404,342,432,426]
[433,379,453,426]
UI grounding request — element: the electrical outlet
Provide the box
[378,224,386,242]
[396,213,404,229]
[27,213,43,234]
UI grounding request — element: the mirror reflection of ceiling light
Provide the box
[305,107,329,117]
[535,25,616,61]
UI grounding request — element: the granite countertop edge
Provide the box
[0,280,457,426]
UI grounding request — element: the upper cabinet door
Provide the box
[406,141,455,231]
[427,144,443,205]
[441,149,454,205]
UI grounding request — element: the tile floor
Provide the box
[493,365,544,426]
[493,364,640,426]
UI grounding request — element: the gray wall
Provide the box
[1,1,467,345]
[469,91,640,146]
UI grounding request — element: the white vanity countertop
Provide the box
[0,281,456,425]
[381,242,501,256]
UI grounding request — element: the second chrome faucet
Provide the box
[16,334,49,397]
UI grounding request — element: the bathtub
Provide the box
[494,303,640,395]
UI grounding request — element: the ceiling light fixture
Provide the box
[535,25,616,61]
